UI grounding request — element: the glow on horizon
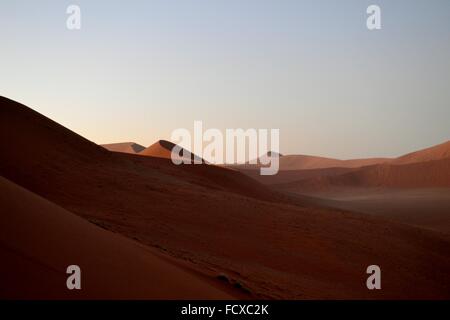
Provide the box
[1,0,449,159]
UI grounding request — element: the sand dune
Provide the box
[278,155,390,170]
[1,96,450,299]
[0,98,273,202]
[243,141,450,172]
[140,139,204,163]
[140,140,177,159]
[101,142,145,154]
[276,158,450,192]
[392,141,450,165]
[294,188,450,234]
[269,145,450,234]
[232,159,383,186]
[231,140,450,187]
[233,154,390,171]
[238,167,356,185]
[228,153,390,186]
[232,141,450,189]
[0,176,235,299]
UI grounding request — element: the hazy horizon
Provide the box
[1,0,449,159]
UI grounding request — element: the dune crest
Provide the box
[102,142,145,154]
[392,141,450,165]
[140,139,204,163]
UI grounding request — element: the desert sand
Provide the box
[0,176,236,299]
[233,141,450,187]
[101,142,145,154]
[276,154,390,170]
[392,141,450,165]
[272,158,450,192]
[140,139,203,163]
[293,188,450,234]
[231,141,450,236]
[232,153,390,171]
[237,166,357,185]
[1,96,450,299]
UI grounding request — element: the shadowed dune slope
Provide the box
[0,97,274,202]
[238,167,356,186]
[0,176,235,299]
[1,96,450,299]
[101,142,146,154]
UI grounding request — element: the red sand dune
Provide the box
[140,139,204,163]
[277,155,390,170]
[276,158,450,192]
[233,141,450,188]
[1,96,450,299]
[233,153,390,171]
[260,143,450,235]
[101,142,145,154]
[248,141,450,172]
[391,141,450,165]
[0,176,235,299]
[0,98,273,203]
[238,166,356,185]
[295,188,450,234]
[229,153,390,186]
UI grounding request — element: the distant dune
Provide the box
[101,142,145,154]
[296,188,450,234]
[274,154,450,192]
[261,142,450,236]
[238,166,356,185]
[1,96,450,299]
[140,140,176,158]
[232,153,390,171]
[232,141,450,188]
[228,153,390,185]
[277,155,390,170]
[0,176,235,299]
[392,141,450,165]
[140,139,204,163]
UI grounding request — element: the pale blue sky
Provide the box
[1,0,449,159]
